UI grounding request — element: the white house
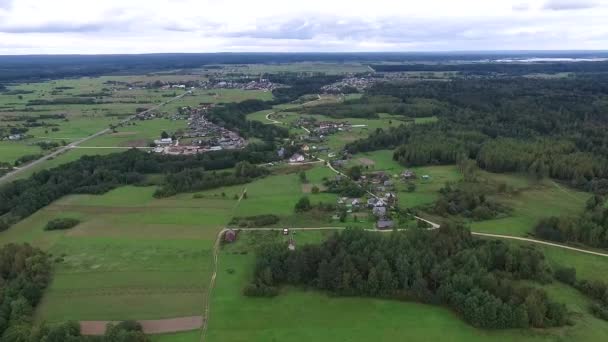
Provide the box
[289,153,305,163]
[153,138,173,146]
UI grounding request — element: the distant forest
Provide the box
[2,52,608,82]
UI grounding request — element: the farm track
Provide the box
[0,90,192,186]
[81,316,203,336]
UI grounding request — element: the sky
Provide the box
[0,0,607,54]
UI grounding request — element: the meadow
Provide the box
[0,185,236,323]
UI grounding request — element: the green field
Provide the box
[81,119,186,147]
[0,185,235,322]
[471,180,590,237]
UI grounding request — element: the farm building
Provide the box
[377,219,394,230]
[223,229,237,243]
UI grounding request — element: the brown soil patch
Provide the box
[301,184,327,193]
[273,163,315,175]
[80,315,203,335]
[358,158,376,166]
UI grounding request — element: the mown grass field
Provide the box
[0,185,234,322]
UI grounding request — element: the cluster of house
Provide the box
[335,192,396,230]
[1,133,25,141]
[295,118,353,137]
[197,79,278,92]
[359,171,396,192]
[401,169,430,181]
[320,77,376,93]
[153,105,245,156]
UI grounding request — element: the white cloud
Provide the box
[543,0,598,10]
[0,0,607,54]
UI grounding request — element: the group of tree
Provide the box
[154,161,269,197]
[0,146,279,231]
[534,195,608,249]
[322,177,366,198]
[205,99,289,141]
[431,182,511,221]
[245,225,569,329]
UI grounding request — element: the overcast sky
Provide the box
[0,0,607,54]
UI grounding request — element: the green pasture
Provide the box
[471,180,589,237]
[81,119,186,147]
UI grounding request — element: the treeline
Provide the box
[393,134,467,166]
[0,146,278,231]
[268,74,343,103]
[27,97,97,106]
[17,320,149,341]
[245,226,569,329]
[0,244,52,339]
[206,99,289,141]
[477,139,608,182]
[154,161,269,197]
[301,95,444,119]
[534,196,608,249]
[369,61,608,75]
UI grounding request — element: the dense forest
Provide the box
[346,76,608,195]
[301,95,444,119]
[245,226,570,329]
[0,146,279,231]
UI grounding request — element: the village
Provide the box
[152,104,246,155]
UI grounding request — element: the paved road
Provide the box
[0,90,191,186]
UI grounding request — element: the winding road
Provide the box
[0,89,192,186]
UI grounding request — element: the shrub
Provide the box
[554,267,577,285]
[45,218,80,231]
[295,196,312,212]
